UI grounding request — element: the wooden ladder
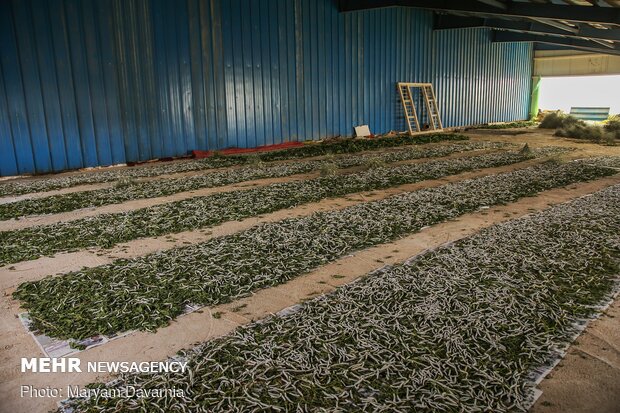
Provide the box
[398,83,420,134]
[421,84,443,130]
[397,82,443,135]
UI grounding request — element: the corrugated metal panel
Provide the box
[432,28,533,127]
[0,0,533,176]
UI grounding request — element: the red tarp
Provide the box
[192,141,305,159]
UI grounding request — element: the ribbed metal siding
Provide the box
[433,28,532,127]
[0,1,532,176]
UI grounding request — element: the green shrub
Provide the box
[538,112,564,129]
[603,117,620,144]
[604,133,617,146]
[603,118,620,135]
[539,112,584,129]
[547,112,619,145]
[554,124,604,142]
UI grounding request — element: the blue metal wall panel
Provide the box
[432,28,532,127]
[0,54,19,176]
[0,0,533,176]
[1,1,37,175]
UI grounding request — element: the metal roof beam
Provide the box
[590,38,616,48]
[476,0,507,9]
[433,14,620,42]
[530,18,578,34]
[339,0,620,26]
[492,30,620,56]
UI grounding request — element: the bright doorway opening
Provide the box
[539,75,620,116]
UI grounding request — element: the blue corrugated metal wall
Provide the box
[433,29,532,127]
[0,0,532,176]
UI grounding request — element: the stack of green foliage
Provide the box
[604,115,620,140]
[476,120,537,129]
[541,112,619,145]
[538,112,582,129]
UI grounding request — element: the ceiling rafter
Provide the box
[338,0,620,26]
[492,30,620,55]
[341,0,620,55]
[476,0,507,9]
[530,18,578,34]
[433,14,620,42]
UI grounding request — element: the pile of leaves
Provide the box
[0,133,466,197]
[14,159,615,340]
[61,183,620,412]
[540,112,618,145]
[538,112,583,129]
[1,149,546,265]
[554,123,616,145]
[0,141,507,220]
[604,115,620,140]
[251,133,468,160]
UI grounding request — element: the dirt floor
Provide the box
[531,299,620,413]
[1,128,619,413]
[466,128,620,158]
